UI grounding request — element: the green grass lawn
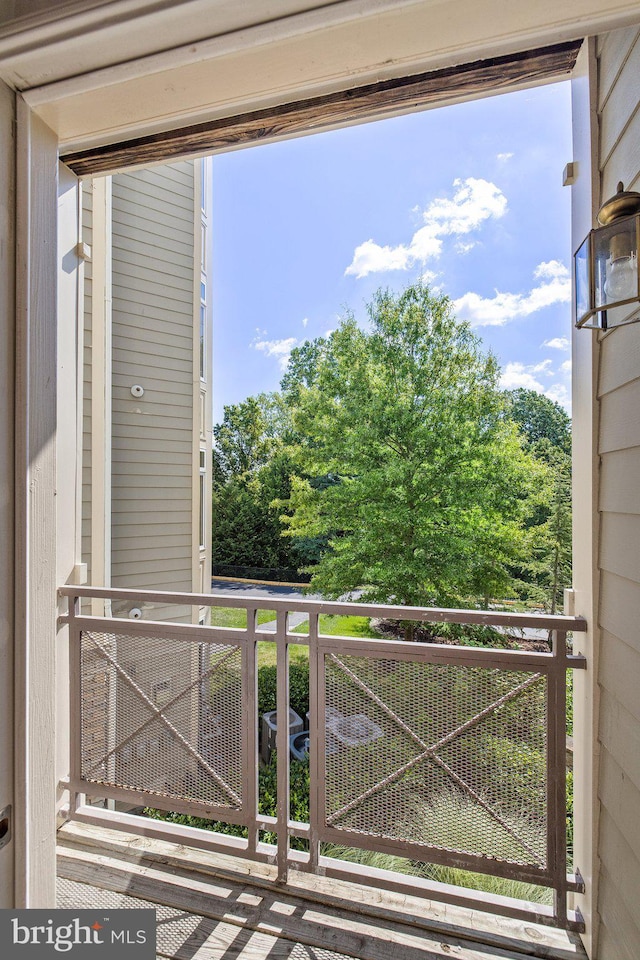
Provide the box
[293,614,384,639]
[209,607,277,628]
[257,641,309,668]
[257,615,384,667]
[208,610,383,666]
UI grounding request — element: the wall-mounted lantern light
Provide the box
[575,182,640,330]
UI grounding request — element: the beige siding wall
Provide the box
[595,25,640,960]
[81,160,210,624]
[110,161,196,622]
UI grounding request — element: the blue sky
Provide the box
[212,80,573,424]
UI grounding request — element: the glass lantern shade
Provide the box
[575,213,640,329]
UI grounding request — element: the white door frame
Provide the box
[0,77,16,912]
[14,98,82,907]
[10,4,610,922]
[14,97,60,907]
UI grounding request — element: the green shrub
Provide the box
[144,806,246,839]
[566,769,574,867]
[257,660,309,720]
[433,621,509,648]
[421,863,553,904]
[144,754,310,850]
[259,754,309,840]
[474,734,546,817]
[406,790,545,866]
[320,844,415,874]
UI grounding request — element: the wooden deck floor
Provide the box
[57,821,587,960]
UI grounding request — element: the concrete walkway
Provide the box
[257,610,310,633]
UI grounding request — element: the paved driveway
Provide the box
[210,578,322,602]
[210,578,322,631]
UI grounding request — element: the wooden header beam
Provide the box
[61,40,581,176]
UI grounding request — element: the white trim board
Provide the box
[16,0,640,152]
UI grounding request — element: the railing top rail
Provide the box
[59,584,587,632]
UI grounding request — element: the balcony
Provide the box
[57,585,588,959]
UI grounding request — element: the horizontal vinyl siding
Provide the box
[598,749,640,870]
[597,866,639,960]
[111,231,195,269]
[111,161,195,601]
[111,317,195,348]
[599,629,640,723]
[109,603,194,625]
[111,435,192,455]
[111,515,192,532]
[598,570,640,652]
[599,512,640,582]
[596,25,640,959]
[598,810,640,919]
[598,322,640,395]
[599,690,640,796]
[598,378,640,453]
[108,570,193,591]
[598,28,640,169]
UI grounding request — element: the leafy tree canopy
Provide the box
[213,393,288,485]
[281,284,542,608]
[504,391,572,613]
[211,393,314,572]
[505,388,571,457]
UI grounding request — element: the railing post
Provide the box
[276,610,290,882]
[308,612,320,872]
[244,605,259,855]
[68,593,85,816]
[548,629,568,928]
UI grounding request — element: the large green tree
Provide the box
[505,389,572,613]
[212,395,300,572]
[281,284,540,609]
[505,388,571,457]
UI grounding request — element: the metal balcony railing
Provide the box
[58,585,587,932]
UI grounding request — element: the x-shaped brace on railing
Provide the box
[326,654,546,865]
[81,633,242,807]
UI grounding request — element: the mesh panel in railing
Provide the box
[323,653,548,869]
[79,630,243,810]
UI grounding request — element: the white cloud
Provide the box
[560,359,572,373]
[531,359,554,376]
[420,269,440,285]
[500,362,547,392]
[543,336,570,350]
[425,178,508,234]
[497,152,514,162]
[252,336,298,370]
[545,383,570,409]
[302,317,309,328]
[345,178,507,278]
[500,360,571,410]
[454,260,571,327]
[346,239,416,278]
[534,261,567,281]
[455,240,477,254]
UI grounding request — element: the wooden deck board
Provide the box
[56,821,587,960]
[58,877,351,960]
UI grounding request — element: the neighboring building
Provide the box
[81,159,214,623]
[1,4,640,959]
[79,159,214,795]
